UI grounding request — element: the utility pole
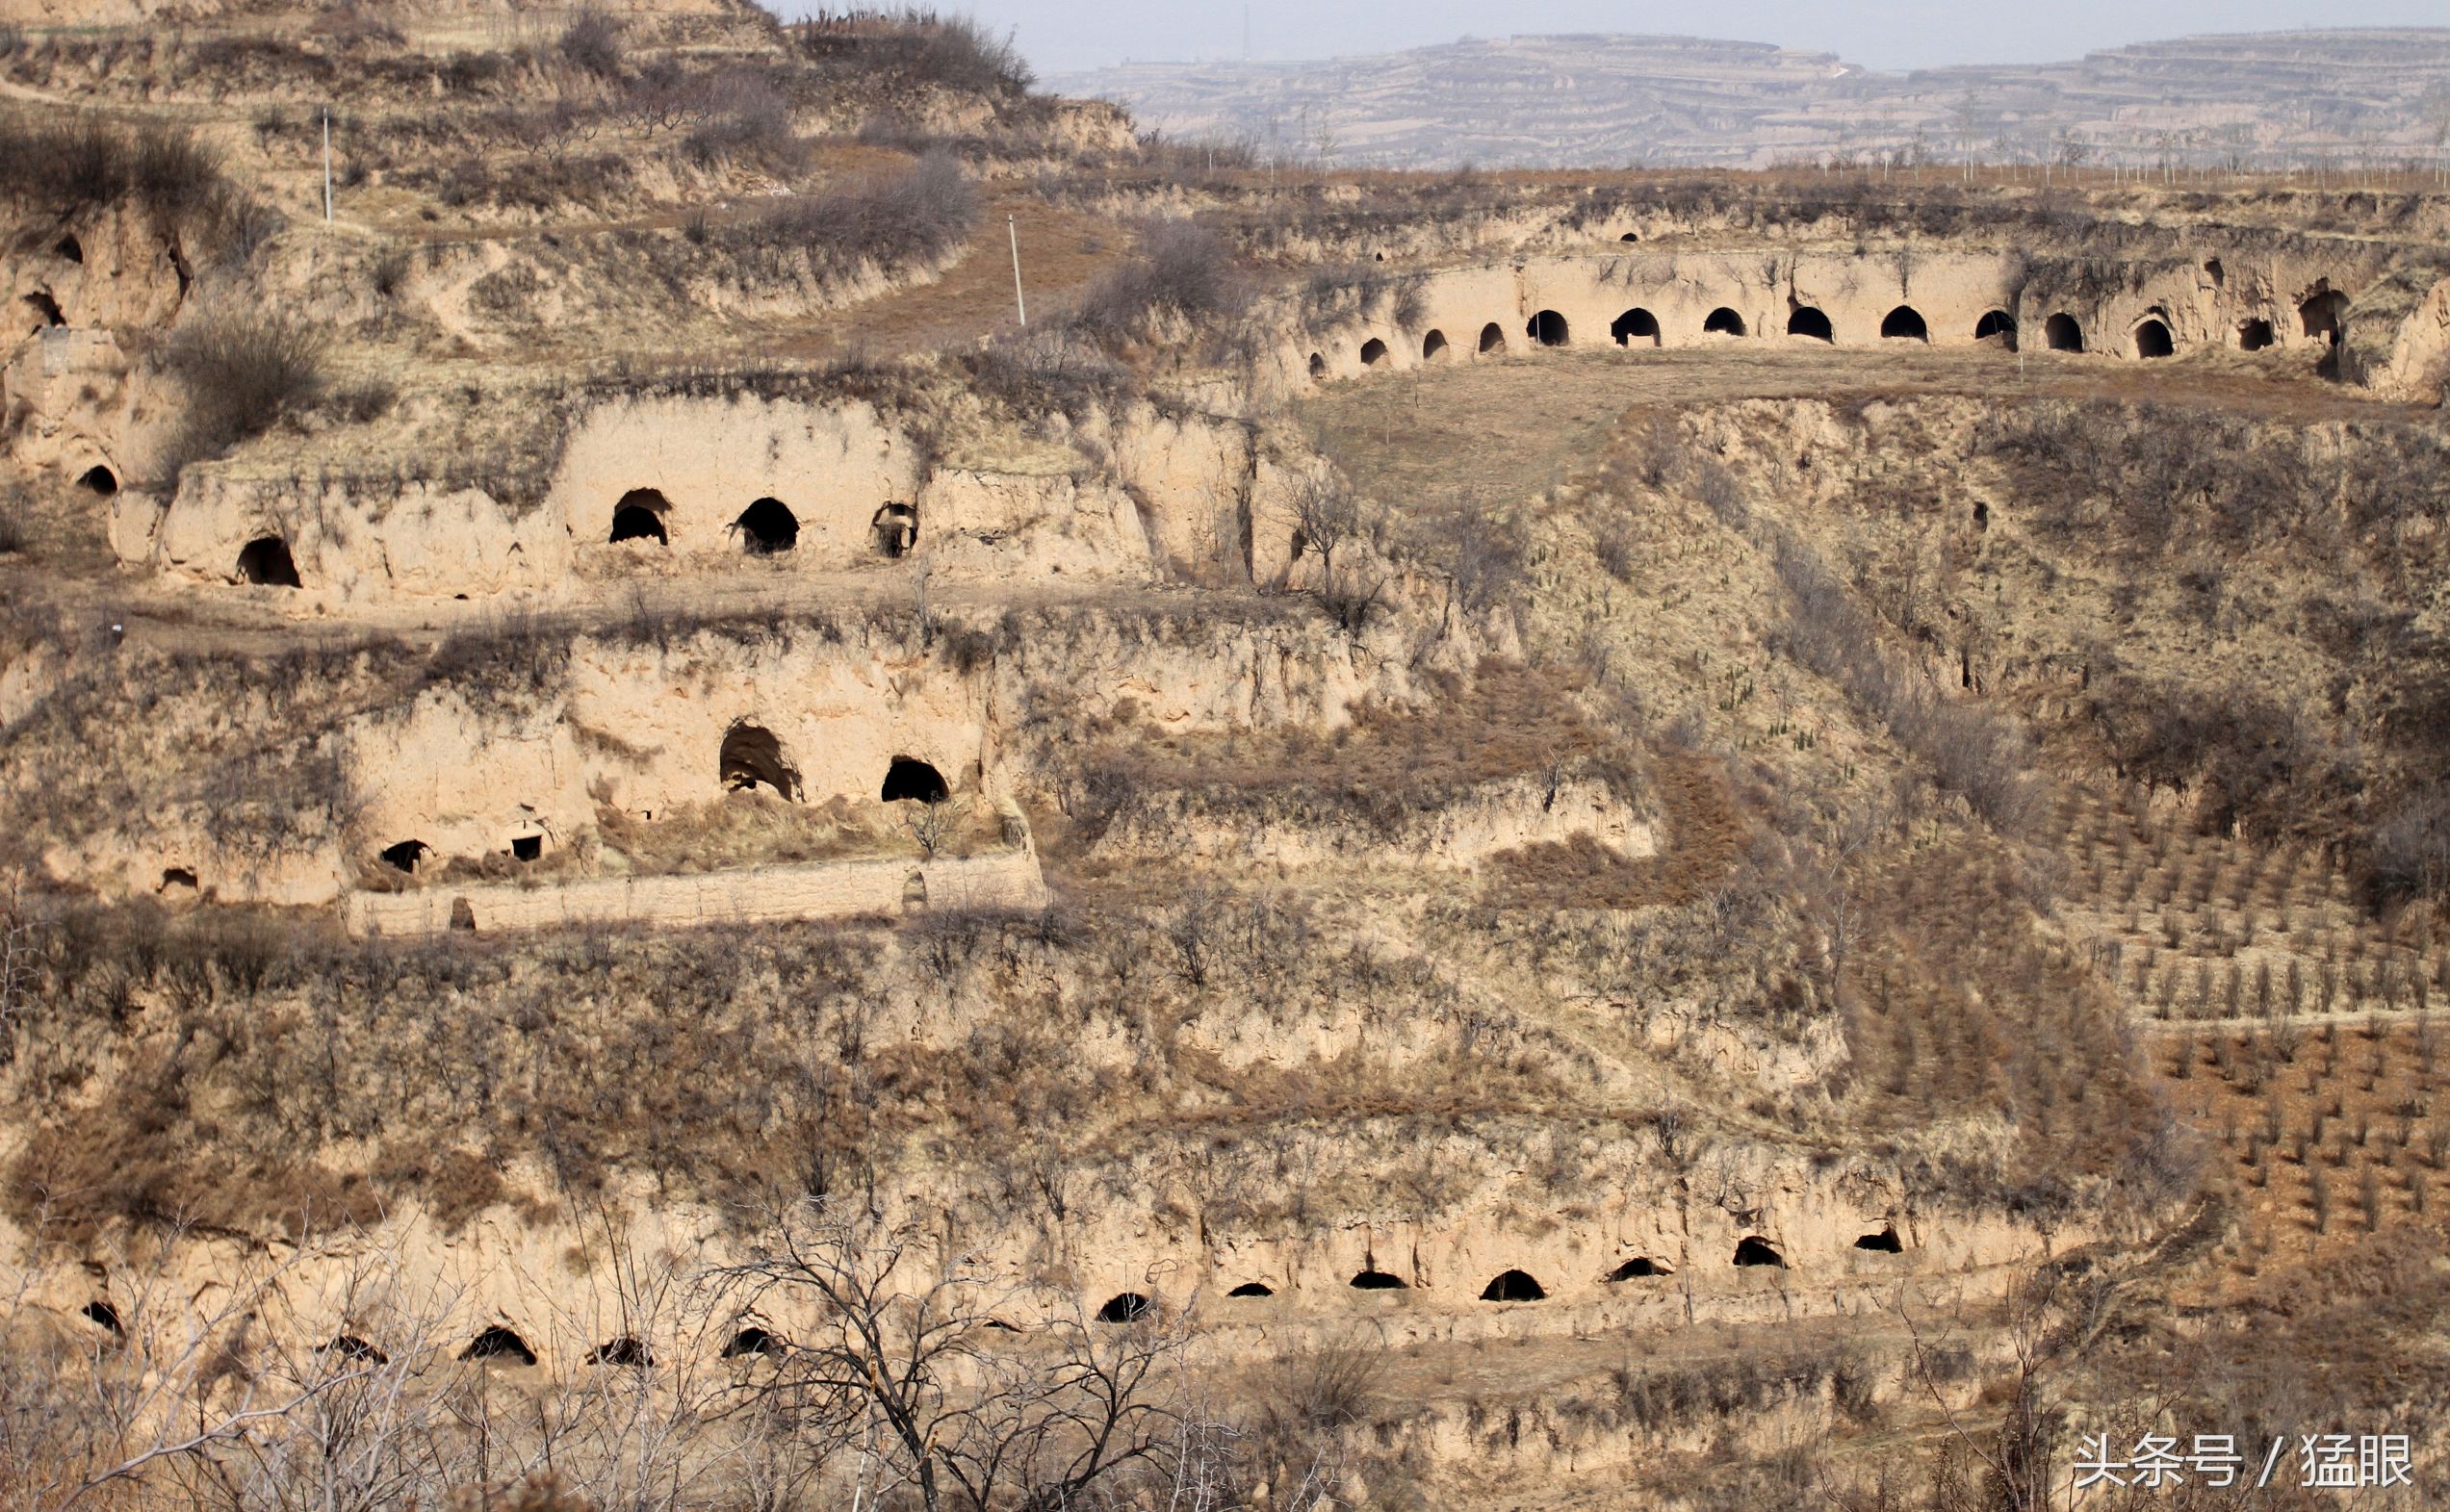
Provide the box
[1007,215,1026,329]
[322,109,333,223]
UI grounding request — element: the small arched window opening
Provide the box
[2238,319,2276,351]
[1880,305,1928,342]
[55,234,84,264]
[79,464,117,497]
[1478,321,1507,354]
[1973,310,2016,346]
[1358,337,1389,368]
[1854,1226,1904,1253]
[1095,1293,1151,1324]
[609,488,670,545]
[591,1336,654,1367]
[1786,307,1833,342]
[1226,1281,1274,1297]
[2204,256,2225,287]
[1612,308,1661,346]
[720,722,801,801]
[322,1334,388,1363]
[2045,313,2084,352]
[1479,1269,1546,1302]
[1606,1257,1668,1281]
[23,291,64,330]
[2299,289,2348,346]
[1349,1269,1407,1291]
[1973,500,1990,531]
[84,1300,122,1334]
[378,839,428,875]
[735,498,797,554]
[2134,319,2174,359]
[1703,307,1746,337]
[723,1326,784,1359]
[1527,309,1568,346]
[1619,231,1639,243]
[1421,329,1449,361]
[872,502,918,558]
[463,1325,536,1365]
[1306,351,1328,379]
[881,756,947,805]
[510,834,543,862]
[236,536,301,588]
[1733,1236,1785,1269]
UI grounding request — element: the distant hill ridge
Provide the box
[1055,27,2450,170]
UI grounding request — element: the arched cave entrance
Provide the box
[1703,307,1746,337]
[2299,289,2348,346]
[1620,231,1639,243]
[872,502,917,558]
[2239,319,2276,351]
[1095,1293,1151,1324]
[1305,352,1327,380]
[2134,319,2175,359]
[1349,1269,1407,1291]
[1422,329,1449,361]
[1786,307,1833,342]
[1479,1269,1547,1302]
[236,536,301,588]
[2045,313,2084,352]
[1612,308,1661,346]
[720,722,801,801]
[2204,256,2225,287]
[591,1336,654,1367]
[1226,1281,1274,1297]
[723,1326,784,1359]
[55,234,83,264]
[1607,1257,1668,1281]
[609,488,670,545]
[1732,1236,1786,1269]
[23,291,64,330]
[322,1334,388,1364]
[79,464,117,497]
[160,866,197,892]
[881,756,947,805]
[84,1300,122,1334]
[1478,321,1507,354]
[1359,337,1389,368]
[511,833,543,862]
[1880,305,1929,342]
[1854,1226,1904,1253]
[735,498,798,554]
[1527,310,1569,346]
[1973,310,2017,346]
[1973,500,1989,530]
[379,839,428,875]
[463,1325,537,1365]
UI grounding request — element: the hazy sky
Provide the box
[853,1,2450,76]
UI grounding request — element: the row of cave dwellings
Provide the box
[71,1228,1910,1370]
[1307,284,2351,376]
[374,734,946,881]
[219,493,920,594]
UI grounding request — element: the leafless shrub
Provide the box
[557,8,623,78]
[0,112,222,221]
[748,152,977,281]
[682,70,799,168]
[153,308,328,483]
[789,9,1035,97]
[1072,220,1248,346]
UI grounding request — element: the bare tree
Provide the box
[701,1200,1212,1512]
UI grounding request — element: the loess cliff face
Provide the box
[2,4,2448,1510]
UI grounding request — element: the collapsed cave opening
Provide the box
[1607,1257,1669,1281]
[873,502,917,558]
[1855,1227,1905,1253]
[881,756,947,805]
[609,488,671,545]
[720,722,801,801]
[1095,1293,1151,1324]
[1732,1236,1786,1269]
[236,536,300,587]
[463,1325,536,1365]
[1613,307,1662,346]
[1974,309,2017,346]
[1478,321,1507,354]
[1479,1269,1547,1302]
[1359,337,1389,368]
[1349,1269,1408,1291]
[735,498,797,554]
